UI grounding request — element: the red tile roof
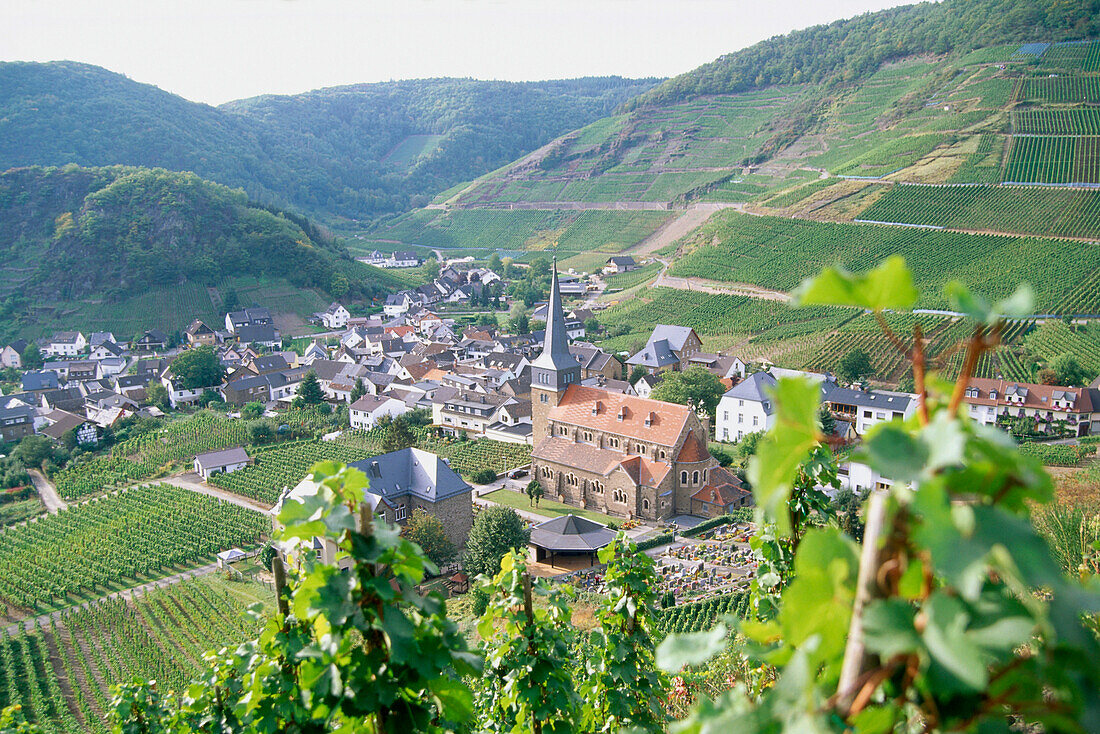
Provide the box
[676,432,709,463]
[691,467,749,507]
[963,377,1093,413]
[548,385,694,447]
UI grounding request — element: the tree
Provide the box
[1051,352,1089,386]
[736,430,764,465]
[296,370,324,405]
[817,404,836,436]
[471,468,498,485]
[487,252,502,273]
[509,311,530,335]
[20,343,42,370]
[349,378,367,404]
[477,312,497,327]
[835,348,874,383]
[423,256,440,279]
[525,479,541,507]
[379,415,417,453]
[145,382,170,411]
[462,506,530,577]
[13,436,56,468]
[249,421,275,444]
[628,365,648,386]
[584,317,600,335]
[329,271,350,299]
[168,345,224,389]
[831,487,866,542]
[222,289,239,312]
[241,401,265,419]
[401,509,456,566]
[650,365,725,417]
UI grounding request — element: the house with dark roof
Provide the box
[21,371,60,394]
[626,325,703,374]
[234,323,281,348]
[1,339,28,369]
[716,372,776,442]
[194,447,252,479]
[186,320,218,346]
[133,329,169,353]
[225,307,273,333]
[0,403,35,443]
[603,256,638,274]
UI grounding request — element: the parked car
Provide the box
[507,468,528,479]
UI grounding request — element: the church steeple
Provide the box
[530,258,581,438]
[531,259,580,374]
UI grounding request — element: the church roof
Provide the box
[530,514,615,552]
[530,263,580,373]
[676,432,710,463]
[690,466,750,507]
[548,384,695,447]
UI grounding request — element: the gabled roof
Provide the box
[676,432,710,463]
[722,372,777,414]
[22,371,59,391]
[626,338,678,368]
[349,448,471,502]
[691,467,750,507]
[350,394,402,412]
[648,325,698,353]
[547,384,696,448]
[820,383,915,414]
[195,447,250,470]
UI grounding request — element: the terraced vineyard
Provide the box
[1035,40,1100,72]
[654,592,749,636]
[1003,136,1100,184]
[51,409,340,501]
[833,134,947,178]
[670,212,1100,313]
[209,429,531,506]
[0,484,268,616]
[947,135,1007,184]
[1023,321,1100,376]
[856,184,1100,239]
[1016,76,1100,104]
[1013,109,1100,136]
[596,287,858,354]
[0,576,270,733]
[602,261,661,291]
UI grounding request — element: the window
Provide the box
[396,503,407,522]
[566,473,578,487]
[541,466,552,478]
[738,400,744,407]
[752,416,759,427]
[540,393,548,403]
[637,444,647,455]
[642,498,650,511]
[692,470,699,485]
[738,413,744,424]
[583,431,593,442]
[723,428,729,440]
[875,412,885,420]
[608,437,619,448]
[593,481,604,494]
[723,410,728,421]
[863,410,872,418]
[613,489,627,503]
[701,469,706,483]
[558,426,568,436]
[659,450,666,459]
[680,471,688,484]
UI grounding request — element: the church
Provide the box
[530,265,726,521]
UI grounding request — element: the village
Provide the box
[2,250,1098,600]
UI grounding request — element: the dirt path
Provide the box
[160,474,275,514]
[652,257,791,302]
[29,469,67,513]
[3,564,218,637]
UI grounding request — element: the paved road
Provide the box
[161,474,275,514]
[3,563,218,636]
[29,469,67,514]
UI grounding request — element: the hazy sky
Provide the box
[2,0,916,106]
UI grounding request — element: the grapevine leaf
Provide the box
[860,422,927,482]
[791,255,917,310]
[922,592,989,693]
[747,377,822,536]
[862,598,921,659]
[945,281,1034,325]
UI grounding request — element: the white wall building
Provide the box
[716,372,776,442]
[349,395,408,430]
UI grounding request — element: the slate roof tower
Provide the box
[530,260,581,441]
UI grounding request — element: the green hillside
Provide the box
[0,165,407,341]
[0,62,657,222]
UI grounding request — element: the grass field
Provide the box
[856,183,1100,240]
[668,212,1100,313]
[0,575,271,732]
[383,134,445,168]
[369,209,672,254]
[481,488,620,526]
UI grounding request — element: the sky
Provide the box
[2,0,917,106]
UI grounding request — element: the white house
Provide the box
[42,332,87,358]
[349,395,408,430]
[382,251,422,268]
[162,374,205,409]
[319,303,351,330]
[194,447,252,480]
[384,292,415,317]
[820,384,917,435]
[716,371,777,442]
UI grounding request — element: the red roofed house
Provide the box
[531,264,723,521]
[962,377,1096,437]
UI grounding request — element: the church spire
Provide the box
[530,257,580,373]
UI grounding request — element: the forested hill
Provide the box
[0,165,410,340]
[625,0,1100,109]
[0,62,656,221]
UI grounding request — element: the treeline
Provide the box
[0,62,656,220]
[0,165,396,302]
[625,0,1100,109]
